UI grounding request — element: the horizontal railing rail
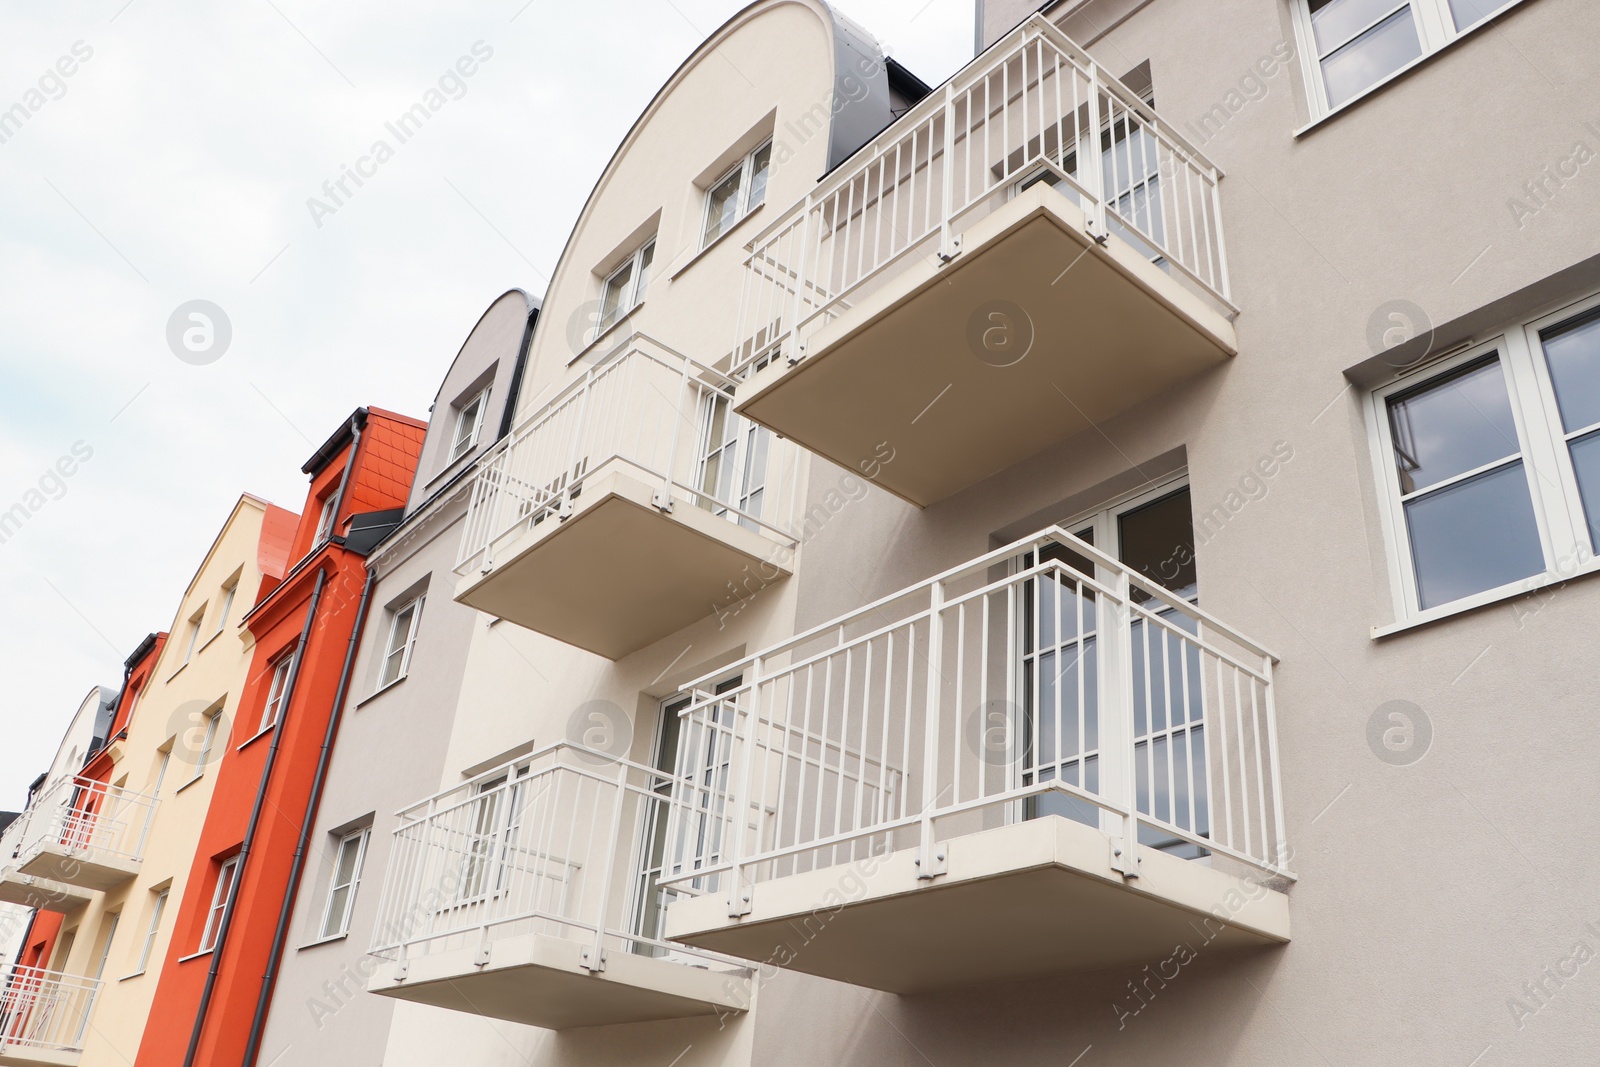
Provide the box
[0,964,100,1055]
[662,526,1290,911]
[369,743,746,978]
[456,333,801,574]
[732,13,1232,376]
[7,776,158,869]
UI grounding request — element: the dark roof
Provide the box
[302,408,369,477]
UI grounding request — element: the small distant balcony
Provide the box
[660,528,1292,994]
[367,744,750,1031]
[729,15,1236,507]
[454,334,800,659]
[0,965,101,1067]
[8,779,157,892]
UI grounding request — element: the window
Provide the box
[152,747,171,796]
[318,828,370,939]
[193,710,221,774]
[696,393,770,529]
[701,140,772,247]
[212,578,238,638]
[199,856,239,952]
[180,605,206,664]
[314,494,338,543]
[596,239,655,339]
[93,913,119,980]
[136,889,168,973]
[1294,0,1523,114]
[1371,295,1600,623]
[377,597,424,689]
[449,389,489,462]
[260,654,295,732]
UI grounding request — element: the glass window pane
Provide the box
[1309,0,1411,53]
[322,885,351,936]
[1448,0,1508,31]
[1319,8,1423,107]
[1118,487,1198,601]
[633,242,654,304]
[1566,430,1600,549]
[599,260,633,326]
[1388,356,1521,495]
[1540,309,1600,434]
[333,836,361,885]
[748,143,771,209]
[704,170,743,244]
[1405,461,1543,608]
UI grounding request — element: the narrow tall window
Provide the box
[181,605,206,664]
[696,393,770,529]
[199,857,239,952]
[212,578,238,638]
[194,711,220,773]
[314,494,338,543]
[319,828,370,939]
[702,140,772,247]
[449,389,489,462]
[377,597,424,689]
[93,912,120,980]
[596,239,655,339]
[136,889,168,973]
[260,654,295,732]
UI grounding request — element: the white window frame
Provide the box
[695,391,770,529]
[594,239,656,340]
[180,604,206,664]
[1291,0,1530,121]
[700,139,772,248]
[93,912,119,980]
[134,888,168,974]
[260,654,295,732]
[199,856,239,953]
[212,578,238,639]
[314,494,338,543]
[194,709,221,774]
[1367,291,1600,632]
[317,828,370,940]
[376,596,425,690]
[449,388,489,462]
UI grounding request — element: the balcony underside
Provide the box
[0,869,93,912]
[665,815,1288,995]
[17,844,136,892]
[368,931,748,1030]
[455,467,790,660]
[736,185,1237,508]
[0,1046,83,1067]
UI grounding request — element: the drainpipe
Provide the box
[329,413,365,541]
[181,567,328,1067]
[241,566,377,1067]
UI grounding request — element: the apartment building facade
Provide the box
[345,0,1600,1066]
[133,410,424,1067]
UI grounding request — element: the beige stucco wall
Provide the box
[65,495,284,1064]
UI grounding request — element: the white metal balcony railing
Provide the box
[732,14,1231,375]
[662,527,1292,908]
[0,964,100,1058]
[369,743,744,979]
[3,777,158,872]
[456,334,800,574]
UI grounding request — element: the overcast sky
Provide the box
[0,0,975,808]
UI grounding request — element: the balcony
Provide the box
[367,744,750,1031]
[455,334,800,659]
[7,779,157,892]
[660,528,1292,994]
[728,16,1236,507]
[0,965,100,1067]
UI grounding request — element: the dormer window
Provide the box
[314,494,338,543]
[702,140,771,247]
[449,388,490,462]
[596,239,655,339]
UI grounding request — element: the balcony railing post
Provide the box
[724,657,763,917]
[1209,170,1233,306]
[1099,572,1140,879]
[656,352,691,512]
[560,365,597,520]
[582,761,630,972]
[938,83,957,262]
[1261,654,1287,871]
[916,581,947,879]
[1080,61,1108,236]
[786,202,815,362]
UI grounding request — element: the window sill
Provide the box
[567,307,644,367]
[166,662,189,683]
[236,725,275,752]
[1371,559,1600,638]
[668,203,766,282]
[354,675,406,709]
[174,772,207,795]
[118,970,146,982]
[1295,0,1538,139]
[177,949,214,964]
[198,629,227,655]
[298,932,349,951]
